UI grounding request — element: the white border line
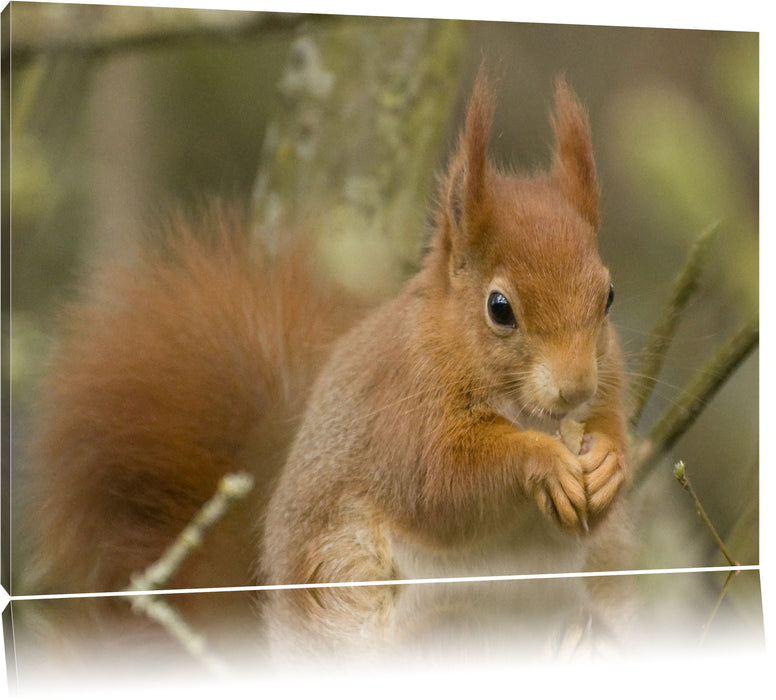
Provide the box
[8,564,760,602]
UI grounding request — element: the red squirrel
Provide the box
[23,71,630,656]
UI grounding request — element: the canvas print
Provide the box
[1,2,761,694]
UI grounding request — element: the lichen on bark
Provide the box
[250,16,467,298]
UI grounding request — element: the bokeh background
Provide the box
[4,0,760,679]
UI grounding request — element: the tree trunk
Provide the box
[250,16,467,297]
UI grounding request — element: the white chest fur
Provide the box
[385,512,590,655]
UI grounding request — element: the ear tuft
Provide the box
[438,66,496,249]
[551,78,600,230]
[460,66,496,214]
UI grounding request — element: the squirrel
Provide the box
[22,70,631,660]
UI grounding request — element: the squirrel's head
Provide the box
[430,70,614,426]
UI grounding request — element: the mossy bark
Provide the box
[250,16,467,297]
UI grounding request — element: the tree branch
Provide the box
[632,315,758,476]
[628,222,720,428]
[4,7,306,72]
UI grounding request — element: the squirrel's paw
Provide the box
[578,434,628,519]
[528,443,589,533]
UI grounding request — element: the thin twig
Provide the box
[127,471,254,674]
[628,223,720,428]
[672,461,737,567]
[632,315,758,476]
[672,461,741,646]
[130,595,231,677]
[700,569,739,645]
[129,471,254,593]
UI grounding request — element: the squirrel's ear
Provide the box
[438,68,495,262]
[550,78,600,230]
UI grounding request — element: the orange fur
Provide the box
[262,70,630,650]
[24,206,351,599]
[23,72,630,657]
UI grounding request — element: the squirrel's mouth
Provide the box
[544,409,567,421]
[494,387,592,434]
[507,394,593,432]
[496,399,564,433]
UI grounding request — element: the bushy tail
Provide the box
[22,206,350,599]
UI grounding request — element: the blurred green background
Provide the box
[6,4,759,644]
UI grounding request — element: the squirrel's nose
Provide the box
[528,360,597,415]
[543,359,597,413]
[529,336,599,414]
[556,378,596,410]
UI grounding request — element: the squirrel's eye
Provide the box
[605,283,614,314]
[487,291,517,329]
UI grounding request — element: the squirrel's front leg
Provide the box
[515,429,590,532]
[579,435,628,518]
[424,415,591,537]
[576,412,629,522]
